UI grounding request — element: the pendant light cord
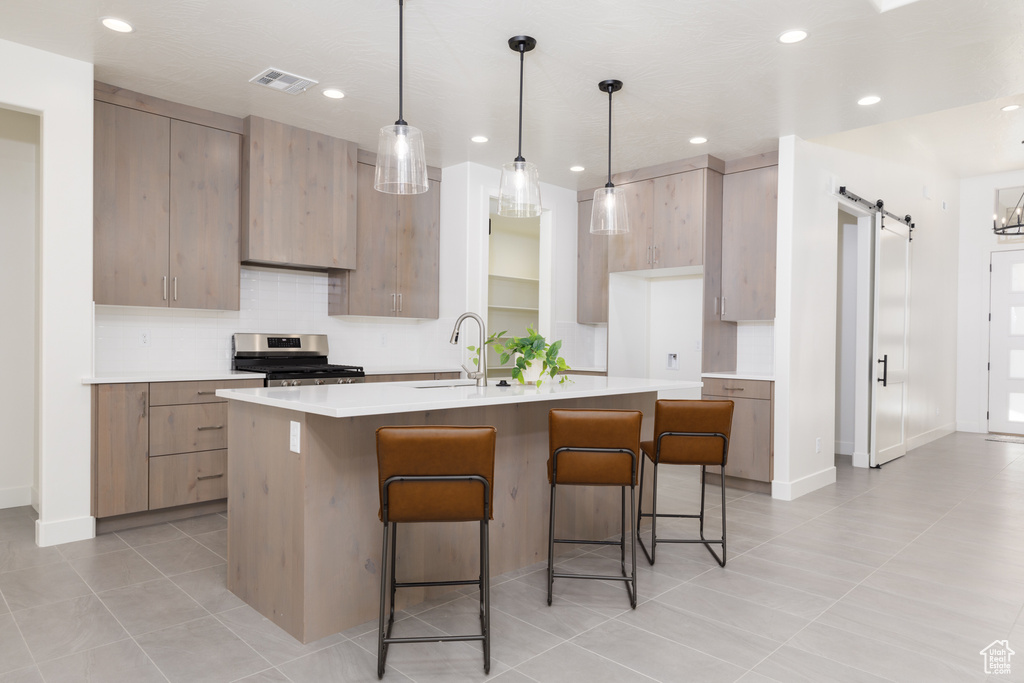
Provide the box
[515,45,526,162]
[606,85,614,188]
[396,0,406,126]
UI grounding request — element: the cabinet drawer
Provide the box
[702,377,772,400]
[150,379,262,406]
[150,403,227,456]
[149,450,227,509]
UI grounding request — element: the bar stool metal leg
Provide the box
[546,480,557,606]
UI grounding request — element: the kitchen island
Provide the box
[217,376,700,642]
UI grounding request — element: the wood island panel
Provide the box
[227,392,655,643]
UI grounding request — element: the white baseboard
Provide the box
[35,515,95,547]
[852,451,870,468]
[907,423,956,451]
[956,420,984,433]
[834,439,854,456]
[0,486,32,509]
[772,466,837,501]
[31,486,39,514]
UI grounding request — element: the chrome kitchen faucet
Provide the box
[450,312,488,387]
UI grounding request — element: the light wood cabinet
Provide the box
[721,165,778,321]
[241,116,358,270]
[702,169,735,372]
[702,377,773,483]
[327,162,440,319]
[93,98,241,310]
[149,450,228,510]
[92,378,261,519]
[93,383,150,517]
[606,169,707,273]
[93,102,171,308]
[576,199,609,324]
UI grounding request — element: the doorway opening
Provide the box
[486,202,541,381]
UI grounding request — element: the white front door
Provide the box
[988,250,1024,434]
[870,215,910,466]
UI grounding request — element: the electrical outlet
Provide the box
[815,437,822,454]
[667,353,679,370]
[290,421,301,453]
[140,331,150,346]
[380,333,387,347]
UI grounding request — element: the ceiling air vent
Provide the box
[249,67,318,95]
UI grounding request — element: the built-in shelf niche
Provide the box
[487,209,540,377]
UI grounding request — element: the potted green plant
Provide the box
[468,327,571,386]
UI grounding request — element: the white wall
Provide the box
[0,39,94,545]
[0,107,38,509]
[775,135,959,500]
[956,169,1024,432]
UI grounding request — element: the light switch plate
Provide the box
[290,421,300,453]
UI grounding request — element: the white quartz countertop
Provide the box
[701,371,775,381]
[83,371,265,385]
[216,376,701,419]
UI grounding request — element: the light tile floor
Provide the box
[1,431,1022,682]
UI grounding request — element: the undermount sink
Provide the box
[409,380,476,389]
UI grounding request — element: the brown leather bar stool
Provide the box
[547,409,643,608]
[637,399,734,567]
[375,426,497,679]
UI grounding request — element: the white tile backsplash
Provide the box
[736,321,775,375]
[94,267,463,376]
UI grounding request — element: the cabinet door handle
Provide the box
[714,296,719,315]
[721,386,745,391]
[398,293,403,312]
[721,297,727,316]
[162,276,168,301]
[197,473,224,481]
[173,277,178,301]
[647,245,652,264]
[653,245,659,264]
[391,293,396,312]
[196,391,216,396]
[197,425,224,431]
[141,393,147,418]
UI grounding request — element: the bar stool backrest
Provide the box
[376,426,497,523]
[548,409,642,486]
[652,400,734,466]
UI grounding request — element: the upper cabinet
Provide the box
[607,169,707,273]
[93,85,241,311]
[721,164,778,321]
[241,116,357,270]
[327,160,441,319]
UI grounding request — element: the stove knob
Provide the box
[336,378,344,384]
[288,380,299,387]
[315,379,325,386]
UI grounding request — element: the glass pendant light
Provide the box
[591,80,628,235]
[497,36,542,217]
[375,0,428,194]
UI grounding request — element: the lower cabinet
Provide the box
[92,378,262,519]
[701,377,773,483]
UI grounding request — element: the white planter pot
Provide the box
[514,356,544,385]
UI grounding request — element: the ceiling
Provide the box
[2,0,1023,189]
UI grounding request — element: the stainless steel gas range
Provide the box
[231,333,365,387]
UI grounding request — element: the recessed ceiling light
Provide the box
[471,135,488,143]
[858,95,881,106]
[101,17,134,33]
[322,88,345,99]
[570,166,585,172]
[1002,104,1021,112]
[778,30,807,44]
[689,137,708,144]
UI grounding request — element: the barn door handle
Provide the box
[877,355,888,387]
